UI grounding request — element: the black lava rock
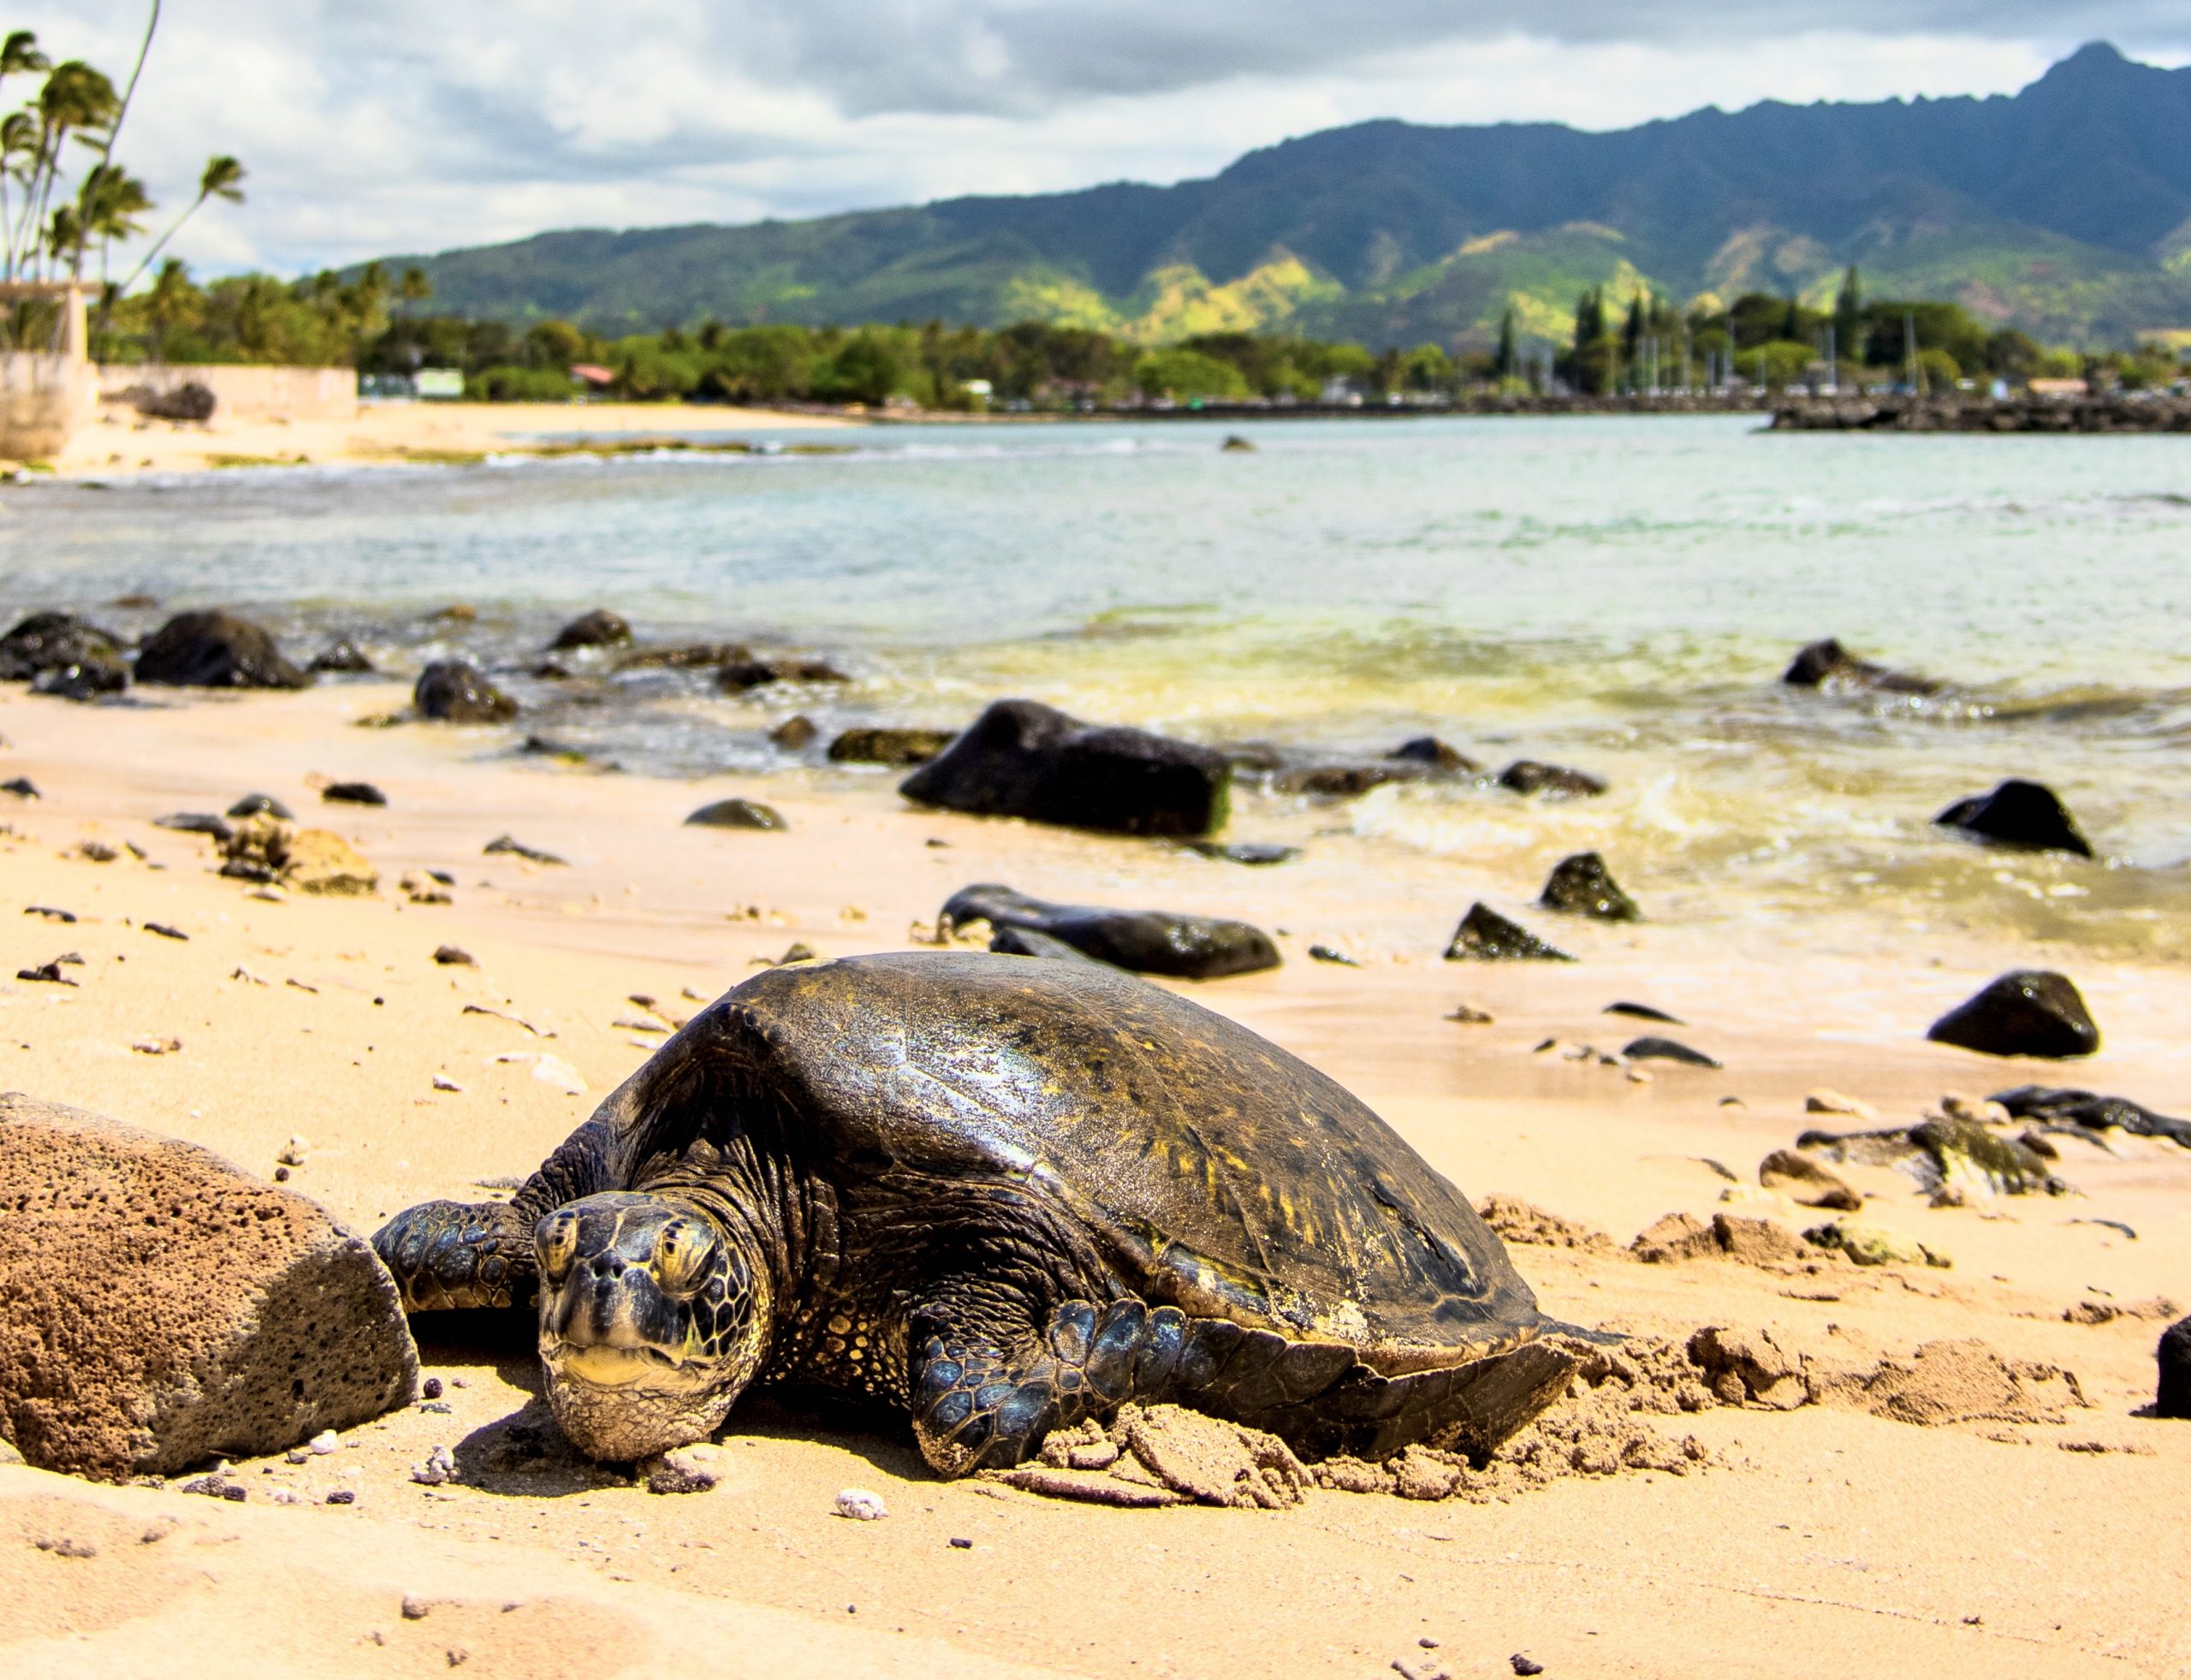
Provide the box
[989,925,1108,965]
[769,715,820,750]
[2158,1317,2191,1419]
[1605,1001,1683,1024]
[901,699,1230,839]
[1782,638,1938,696]
[3,777,39,798]
[0,612,123,683]
[1540,852,1639,920]
[1935,779,2093,858]
[309,638,376,674]
[483,834,564,864]
[1388,736,1478,773]
[1623,1036,1721,1068]
[414,660,518,723]
[154,812,234,843]
[827,727,955,767]
[685,798,787,831]
[30,658,126,701]
[323,782,388,806]
[134,611,311,690]
[1988,1085,2191,1149]
[551,608,632,650]
[941,882,1280,980]
[1927,971,2099,1060]
[1499,761,1606,798]
[227,793,294,820]
[1186,841,1301,866]
[1444,903,1573,962]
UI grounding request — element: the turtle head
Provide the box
[535,1191,771,1460]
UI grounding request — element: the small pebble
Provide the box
[324,1488,356,1505]
[276,1137,308,1167]
[274,1167,291,1182]
[833,1487,887,1521]
[309,1429,339,1455]
[947,1536,972,1549]
[402,1597,431,1620]
[434,945,476,966]
[422,1377,443,1400]
[1511,1659,1545,1677]
[412,1445,456,1486]
[270,1489,305,1505]
[432,1075,464,1093]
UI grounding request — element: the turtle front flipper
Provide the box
[373,1198,538,1312]
[910,1296,1186,1476]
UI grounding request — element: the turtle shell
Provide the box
[690,951,1542,1371]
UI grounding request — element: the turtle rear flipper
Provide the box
[373,1198,538,1312]
[1231,1339,1579,1463]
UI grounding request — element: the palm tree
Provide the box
[74,163,151,282]
[120,154,242,291]
[74,2,161,282]
[13,61,120,280]
[0,31,48,279]
[144,254,192,359]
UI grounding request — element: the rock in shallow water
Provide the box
[942,882,1280,979]
[900,698,1230,838]
[0,1096,417,1479]
[827,726,954,766]
[1539,852,1639,920]
[1498,761,1605,798]
[135,611,311,691]
[413,660,518,723]
[1935,778,2092,858]
[550,608,632,650]
[1927,971,2099,1060]
[1782,638,1938,696]
[1444,904,1571,963]
[0,612,123,683]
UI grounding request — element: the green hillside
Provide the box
[375,45,2191,350]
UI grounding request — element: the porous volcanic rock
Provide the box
[550,608,632,650]
[0,1095,417,1480]
[1935,779,2093,858]
[414,660,518,723]
[941,882,1279,980]
[900,698,1231,838]
[134,611,311,690]
[1444,903,1572,962]
[827,727,955,767]
[1540,852,1639,920]
[1927,971,2099,1060]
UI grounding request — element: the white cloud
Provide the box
[19,3,2190,276]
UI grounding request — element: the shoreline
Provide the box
[0,681,2185,1675]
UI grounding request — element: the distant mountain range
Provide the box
[383,43,2191,349]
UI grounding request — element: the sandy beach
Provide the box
[45,401,854,479]
[0,679,2185,1677]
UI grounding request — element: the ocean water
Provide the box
[9,415,2191,954]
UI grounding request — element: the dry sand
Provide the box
[46,400,852,478]
[0,683,2185,1678]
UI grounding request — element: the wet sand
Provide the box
[47,400,854,478]
[0,683,2186,1678]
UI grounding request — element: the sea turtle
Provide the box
[372,952,1579,1473]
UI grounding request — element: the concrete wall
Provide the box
[0,353,98,461]
[99,363,358,424]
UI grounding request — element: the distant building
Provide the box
[415,369,464,400]
[570,363,616,391]
[2027,377,2089,398]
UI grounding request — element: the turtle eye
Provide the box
[651,1219,716,1297]
[537,1210,579,1285]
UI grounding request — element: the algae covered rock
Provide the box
[1802,1217,1951,1269]
[551,608,632,650]
[1539,852,1639,920]
[0,1096,416,1480]
[1445,903,1572,962]
[1910,1114,2065,1196]
[414,659,519,723]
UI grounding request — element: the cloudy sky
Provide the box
[32,2,2191,277]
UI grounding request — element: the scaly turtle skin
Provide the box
[373,953,1577,1472]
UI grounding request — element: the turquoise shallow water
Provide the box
[9,415,2191,953]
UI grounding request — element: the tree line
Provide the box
[91,258,2183,403]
